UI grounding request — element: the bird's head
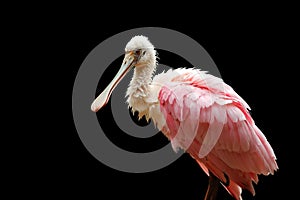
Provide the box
[124,35,156,68]
[91,35,156,112]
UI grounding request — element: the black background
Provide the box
[12,6,297,200]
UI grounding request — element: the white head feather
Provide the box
[125,35,155,51]
[125,35,157,67]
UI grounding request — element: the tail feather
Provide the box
[197,160,243,200]
[222,181,243,200]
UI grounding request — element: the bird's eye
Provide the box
[135,49,141,55]
[143,51,146,55]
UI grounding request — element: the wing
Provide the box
[157,68,278,197]
[157,68,251,156]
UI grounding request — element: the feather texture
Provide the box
[150,68,278,200]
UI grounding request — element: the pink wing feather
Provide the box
[157,68,278,200]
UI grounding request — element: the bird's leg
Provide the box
[204,172,220,200]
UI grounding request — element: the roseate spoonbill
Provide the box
[91,35,278,200]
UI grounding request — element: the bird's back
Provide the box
[150,68,278,200]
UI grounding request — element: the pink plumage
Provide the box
[156,68,278,200]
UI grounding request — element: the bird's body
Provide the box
[91,35,278,200]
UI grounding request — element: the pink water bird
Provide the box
[91,35,278,200]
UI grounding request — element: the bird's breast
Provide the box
[127,84,168,132]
